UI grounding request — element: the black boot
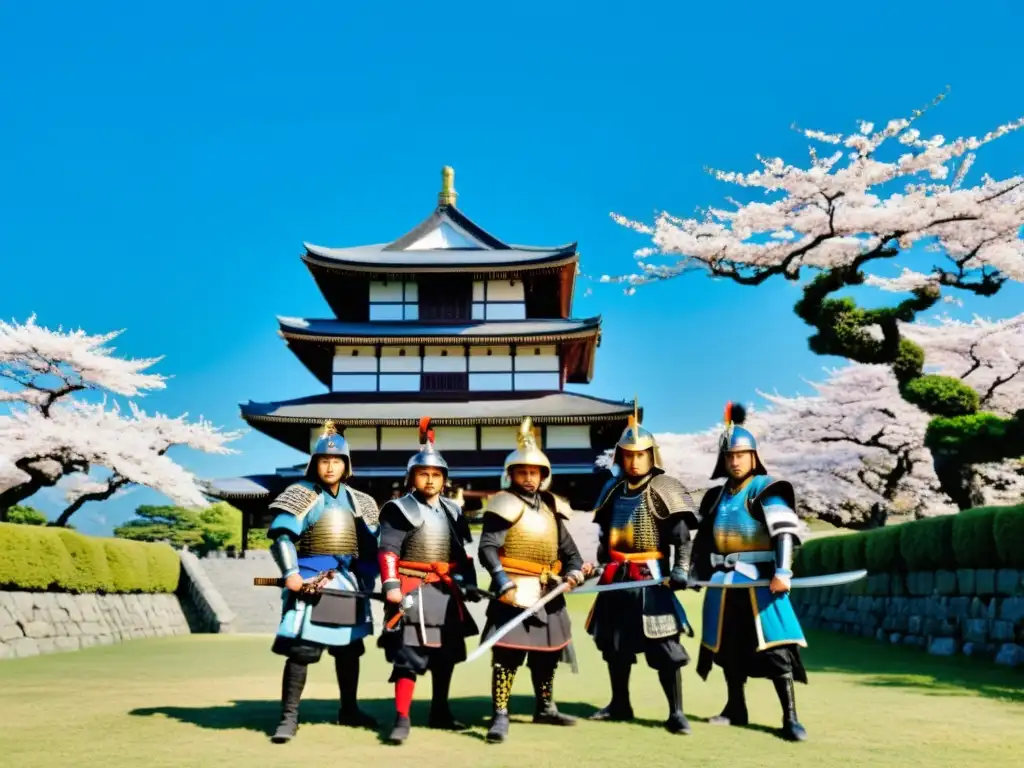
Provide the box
[334,649,377,728]
[658,668,691,734]
[773,674,808,742]
[428,663,467,730]
[708,672,749,726]
[486,663,516,742]
[271,659,307,743]
[531,662,576,726]
[388,715,411,744]
[589,662,633,721]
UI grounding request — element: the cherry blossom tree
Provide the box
[0,315,243,525]
[600,91,1024,506]
[597,363,957,528]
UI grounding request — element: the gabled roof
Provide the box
[277,316,601,344]
[302,204,578,272]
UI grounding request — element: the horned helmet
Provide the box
[306,420,353,481]
[710,401,767,479]
[502,417,552,492]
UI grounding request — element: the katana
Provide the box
[570,578,665,596]
[466,580,574,663]
[691,569,868,590]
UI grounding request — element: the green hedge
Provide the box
[0,522,180,593]
[793,503,1024,576]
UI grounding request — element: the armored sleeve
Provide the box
[271,536,299,579]
[478,514,513,592]
[758,480,804,544]
[663,516,692,581]
[556,518,584,580]
[377,501,412,590]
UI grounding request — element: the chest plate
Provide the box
[500,501,559,566]
[608,490,660,553]
[298,494,358,556]
[402,502,452,563]
[712,485,771,553]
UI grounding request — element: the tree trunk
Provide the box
[0,478,45,519]
[51,476,129,527]
[931,454,973,511]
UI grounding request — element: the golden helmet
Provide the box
[502,417,552,491]
[611,399,663,474]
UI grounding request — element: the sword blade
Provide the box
[570,578,665,595]
[466,581,573,663]
[691,569,868,589]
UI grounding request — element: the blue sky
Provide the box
[2,1,1021,535]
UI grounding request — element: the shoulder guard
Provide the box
[483,491,526,525]
[268,481,320,521]
[647,474,699,522]
[545,492,573,520]
[753,478,803,541]
[438,495,463,522]
[753,477,796,511]
[348,487,380,527]
[592,475,621,514]
[383,494,424,528]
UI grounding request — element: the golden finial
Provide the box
[517,416,536,449]
[627,395,639,431]
[438,166,457,207]
[321,419,337,437]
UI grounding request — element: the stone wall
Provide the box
[790,567,1024,668]
[0,591,190,659]
[176,549,237,633]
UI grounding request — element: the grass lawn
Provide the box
[2,593,1021,768]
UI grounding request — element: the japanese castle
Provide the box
[203,167,635,546]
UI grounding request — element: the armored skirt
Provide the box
[272,554,376,659]
[696,563,807,683]
[585,562,691,670]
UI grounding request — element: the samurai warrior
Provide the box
[266,420,381,743]
[377,418,480,744]
[477,417,592,743]
[586,403,700,734]
[690,402,808,742]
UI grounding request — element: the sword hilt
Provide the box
[253,577,283,587]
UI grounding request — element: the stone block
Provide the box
[867,574,890,596]
[78,621,104,635]
[54,636,80,652]
[964,618,989,643]
[56,593,83,622]
[949,596,970,618]
[996,569,1021,596]
[35,638,56,654]
[986,598,998,619]
[876,628,887,643]
[956,569,976,595]
[934,570,957,596]
[9,592,35,618]
[994,643,1024,668]
[21,621,53,638]
[908,615,923,635]
[902,634,922,646]
[96,634,115,645]
[991,621,1016,642]
[969,597,987,618]
[975,569,996,596]
[889,632,902,644]
[0,623,24,642]
[928,637,958,656]
[1000,597,1024,623]
[10,637,40,657]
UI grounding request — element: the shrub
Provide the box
[900,515,957,571]
[902,375,979,417]
[993,504,1024,568]
[0,522,179,593]
[840,533,867,571]
[793,539,821,577]
[817,536,845,574]
[56,529,111,592]
[864,526,904,572]
[952,507,999,569]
